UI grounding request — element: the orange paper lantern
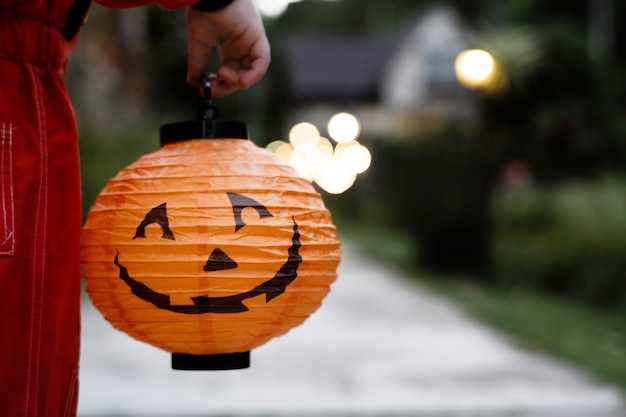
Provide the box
[81,88,341,370]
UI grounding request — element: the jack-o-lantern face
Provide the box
[81,138,340,357]
[114,192,302,314]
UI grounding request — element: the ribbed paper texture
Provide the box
[82,139,341,355]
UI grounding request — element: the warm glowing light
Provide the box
[289,122,320,151]
[327,112,360,144]
[455,49,496,88]
[254,0,296,18]
[334,141,371,174]
[315,137,334,161]
[287,139,334,182]
[273,142,293,164]
[266,140,288,154]
[274,120,369,193]
[314,159,356,195]
[287,149,313,181]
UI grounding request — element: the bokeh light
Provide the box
[334,141,372,174]
[316,137,335,158]
[308,138,334,171]
[289,122,320,151]
[314,159,357,195]
[273,142,293,164]
[266,140,288,154]
[254,0,297,19]
[455,49,496,89]
[288,149,315,181]
[268,115,371,194]
[327,112,361,144]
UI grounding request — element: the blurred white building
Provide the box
[282,5,479,139]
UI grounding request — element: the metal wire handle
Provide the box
[198,74,219,122]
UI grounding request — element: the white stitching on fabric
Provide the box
[0,122,15,255]
[24,66,37,417]
[24,64,48,417]
[24,69,35,417]
[35,70,50,417]
[62,367,79,417]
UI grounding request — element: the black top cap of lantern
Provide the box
[159,75,249,146]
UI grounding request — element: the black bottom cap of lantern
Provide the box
[171,351,250,371]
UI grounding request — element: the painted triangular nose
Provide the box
[204,248,238,271]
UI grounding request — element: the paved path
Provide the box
[78,242,626,417]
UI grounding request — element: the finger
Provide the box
[239,57,270,89]
[216,65,240,86]
[210,80,238,97]
[239,40,271,89]
[211,70,239,97]
[198,75,237,98]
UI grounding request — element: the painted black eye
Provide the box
[227,192,273,232]
[133,203,174,240]
[203,193,274,271]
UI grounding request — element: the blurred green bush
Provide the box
[493,176,626,309]
[368,128,497,278]
[365,130,626,311]
[80,127,160,222]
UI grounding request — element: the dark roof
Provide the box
[281,33,400,104]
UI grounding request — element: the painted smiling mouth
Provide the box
[114,217,301,314]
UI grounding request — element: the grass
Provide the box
[337,219,626,391]
[439,282,626,389]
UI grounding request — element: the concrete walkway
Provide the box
[78,242,626,417]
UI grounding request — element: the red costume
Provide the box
[0,1,197,416]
